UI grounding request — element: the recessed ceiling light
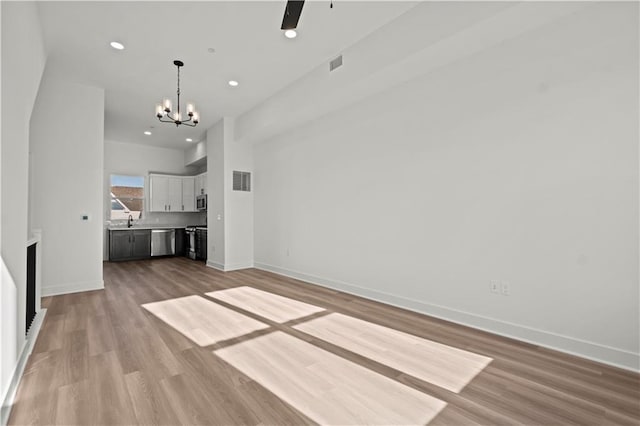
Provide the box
[144,131,152,135]
[228,80,239,87]
[186,138,193,142]
[110,41,125,50]
[284,29,297,39]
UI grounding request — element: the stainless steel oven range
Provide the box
[185,225,207,261]
[185,226,198,260]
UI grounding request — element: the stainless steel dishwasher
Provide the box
[151,229,175,256]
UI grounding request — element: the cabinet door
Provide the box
[110,231,132,261]
[131,230,151,259]
[175,228,186,256]
[150,175,169,212]
[195,175,202,196]
[194,173,206,196]
[200,172,207,195]
[167,178,182,212]
[196,230,207,260]
[181,177,195,211]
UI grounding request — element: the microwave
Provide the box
[196,194,207,211]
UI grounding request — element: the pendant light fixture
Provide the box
[156,60,199,127]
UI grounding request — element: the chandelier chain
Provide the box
[176,64,181,117]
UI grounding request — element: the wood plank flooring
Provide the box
[294,312,492,393]
[215,331,446,425]
[8,257,640,425]
[206,286,325,323]
[142,295,269,346]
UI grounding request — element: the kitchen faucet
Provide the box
[127,214,133,228]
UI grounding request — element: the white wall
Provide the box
[236,2,585,146]
[185,140,206,167]
[224,119,254,270]
[0,0,45,407]
[206,120,225,269]
[30,74,105,297]
[253,3,639,370]
[205,118,254,271]
[103,140,205,259]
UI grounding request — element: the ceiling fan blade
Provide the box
[281,0,305,30]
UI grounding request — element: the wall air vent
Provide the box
[329,54,343,72]
[233,171,251,192]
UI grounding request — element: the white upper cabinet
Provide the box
[149,175,169,212]
[167,177,182,212]
[195,172,207,196]
[181,177,196,211]
[149,174,198,212]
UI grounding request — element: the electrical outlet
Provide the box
[501,281,510,296]
[490,280,500,294]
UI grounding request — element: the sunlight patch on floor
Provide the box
[295,312,493,393]
[214,331,447,425]
[206,286,325,323]
[142,295,268,346]
[142,289,490,424]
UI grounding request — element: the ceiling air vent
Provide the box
[233,171,251,192]
[329,55,343,72]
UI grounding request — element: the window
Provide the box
[110,175,144,220]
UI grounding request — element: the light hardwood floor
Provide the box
[142,295,269,346]
[8,257,640,425]
[294,312,492,393]
[215,331,446,425]
[206,286,326,323]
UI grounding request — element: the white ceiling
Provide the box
[37,1,417,149]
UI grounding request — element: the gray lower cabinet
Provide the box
[175,228,186,256]
[131,230,152,258]
[109,229,151,261]
[196,229,207,261]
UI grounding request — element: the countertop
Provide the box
[108,225,189,231]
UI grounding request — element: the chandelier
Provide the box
[155,60,199,127]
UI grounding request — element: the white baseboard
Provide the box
[224,262,254,271]
[206,260,225,271]
[41,280,104,297]
[206,261,253,272]
[254,262,640,372]
[1,309,47,426]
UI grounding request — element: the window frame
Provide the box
[109,174,145,221]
